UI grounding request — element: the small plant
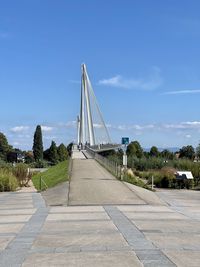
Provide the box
[13,163,30,187]
[0,169,18,191]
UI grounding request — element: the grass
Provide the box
[32,160,69,191]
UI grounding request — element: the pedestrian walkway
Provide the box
[2,190,200,266]
[68,152,145,205]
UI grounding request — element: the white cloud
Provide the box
[41,126,53,132]
[185,134,191,138]
[11,126,29,133]
[44,136,58,140]
[163,121,200,130]
[12,141,20,146]
[98,67,162,90]
[107,121,200,133]
[163,90,200,95]
[109,124,156,131]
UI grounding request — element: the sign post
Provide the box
[121,137,129,168]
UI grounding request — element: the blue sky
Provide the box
[0,0,200,150]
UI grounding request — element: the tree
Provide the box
[161,149,174,160]
[67,142,73,156]
[49,141,58,164]
[127,141,143,158]
[43,148,50,161]
[196,143,200,159]
[32,125,43,162]
[179,145,195,160]
[57,143,68,161]
[150,146,159,157]
[0,132,10,161]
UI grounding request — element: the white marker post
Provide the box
[152,175,154,190]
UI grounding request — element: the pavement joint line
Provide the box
[46,219,111,222]
[104,205,176,267]
[49,211,107,214]
[0,222,26,225]
[39,230,119,235]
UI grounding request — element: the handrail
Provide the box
[39,176,48,191]
[85,146,122,179]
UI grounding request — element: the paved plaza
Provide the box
[1,190,200,266]
[1,154,200,266]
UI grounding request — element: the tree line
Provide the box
[0,125,72,167]
[126,141,200,160]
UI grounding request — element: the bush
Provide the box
[0,169,18,191]
[29,160,50,168]
[128,156,166,171]
[145,169,176,188]
[123,172,149,189]
[13,163,29,186]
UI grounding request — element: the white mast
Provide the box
[82,64,95,146]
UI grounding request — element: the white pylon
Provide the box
[78,64,111,147]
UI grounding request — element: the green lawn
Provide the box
[32,160,69,191]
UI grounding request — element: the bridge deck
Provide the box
[69,151,145,206]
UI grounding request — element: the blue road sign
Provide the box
[122,137,129,145]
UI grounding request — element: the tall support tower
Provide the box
[78,64,111,147]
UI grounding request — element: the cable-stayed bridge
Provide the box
[77,64,120,152]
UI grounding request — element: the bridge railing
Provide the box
[85,146,122,179]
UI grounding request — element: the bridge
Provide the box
[77,64,120,152]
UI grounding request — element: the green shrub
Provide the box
[13,163,29,186]
[128,156,166,171]
[30,160,50,168]
[146,169,176,188]
[0,169,18,191]
[123,173,149,189]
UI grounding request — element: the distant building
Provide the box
[175,152,180,159]
[7,152,25,163]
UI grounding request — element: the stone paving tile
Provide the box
[22,251,143,267]
[0,223,24,233]
[0,208,36,215]
[50,206,105,213]
[145,232,200,250]
[32,232,128,248]
[0,214,32,223]
[41,220,118,233]
[124,211,189,220]
[46,212,110,221]
[0,205,35,210]
[133,219,200,233]
[117,205,174,213]
[163,250,200,267]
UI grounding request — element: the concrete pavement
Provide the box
[1,190,200,266]
[1,153,200,266]
[69,151,145,205]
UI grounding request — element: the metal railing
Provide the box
[86,146,122,179]
[39,176,48,191]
